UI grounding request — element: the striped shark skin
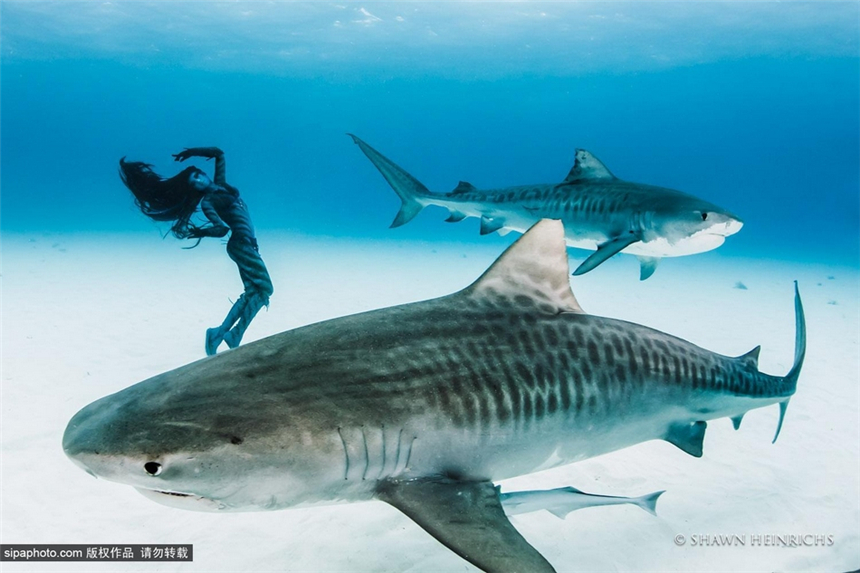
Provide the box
[63,220,804,573]
[350,134,743,280]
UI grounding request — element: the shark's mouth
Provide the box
[155,490,194,498]
[135,487,226,511]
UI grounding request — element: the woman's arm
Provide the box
[190,195,230,238]
[173,147,227,186]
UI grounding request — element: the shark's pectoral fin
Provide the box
[480,216,506,235]
[446,209,468,223]
[637,256,661,281]
[377,478,556,573]
[573,233,639,276]
[665,421,707,457]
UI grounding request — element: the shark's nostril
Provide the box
[144,462,162,476]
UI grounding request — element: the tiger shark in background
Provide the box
[63,220,803,572]
[349,134,743,280]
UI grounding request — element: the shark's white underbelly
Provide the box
[442,201,728,259]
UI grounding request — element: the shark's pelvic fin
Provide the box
[563,149,616,184]
[637,256,660,281]
[731,414,744,430]
[480,216,506,235]
[665,421,707,457]
[445,209,467,223]
[736,346,761,369]
[377,478,556,573]
[452,181,477,194]
[573,233,640,276]
[348,134,430,228]
[466,219,584,314]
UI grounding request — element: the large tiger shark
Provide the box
[350,134,743,280]
[63,220,804,572]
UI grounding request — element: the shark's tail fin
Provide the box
[348,134,429,228]
[633,490,665,516]
[773,281,806,444]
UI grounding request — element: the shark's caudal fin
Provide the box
[348,134,430,228]
[772,281,806,444]
[465,219,584,314]
[633,490,665,516]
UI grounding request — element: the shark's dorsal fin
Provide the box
[451,181,477,194]
[465,219,584,314]
[377,478,556,573]
[563,149,616,184]
[736,345,761,369]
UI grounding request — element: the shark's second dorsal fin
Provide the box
[464,219,584,314]
[736,345,761,369]
[451,181,477,194]
[563,149,616,184]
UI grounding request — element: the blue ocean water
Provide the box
[2,5,860,572]
[1,2,858,265]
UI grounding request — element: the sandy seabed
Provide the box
[1,230,858,572]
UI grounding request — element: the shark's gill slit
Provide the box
[336,427,349,481]
[403,436,417,472]
[378,425,386,480]
[361,426,370,481]
[393,428,404,474]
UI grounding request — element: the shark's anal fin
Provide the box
[665,421,707,457]
[377,478,556,573]
[730,414,744,430]
[480,216,506,235]
[573,233,640,276]
[636,256,661,281]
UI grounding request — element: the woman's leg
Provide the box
[222,291,268,349]
[218,236,274,350]
[205,294,250,355]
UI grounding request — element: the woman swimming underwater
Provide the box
[119,147,274,355]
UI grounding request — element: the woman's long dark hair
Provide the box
[119,158,205,239]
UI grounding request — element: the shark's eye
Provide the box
[144,462,162,476]
[701,212,708,221]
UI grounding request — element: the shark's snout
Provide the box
[63,399,106,458]
[698,210,743,238]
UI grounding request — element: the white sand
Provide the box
[1,230,858,572]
